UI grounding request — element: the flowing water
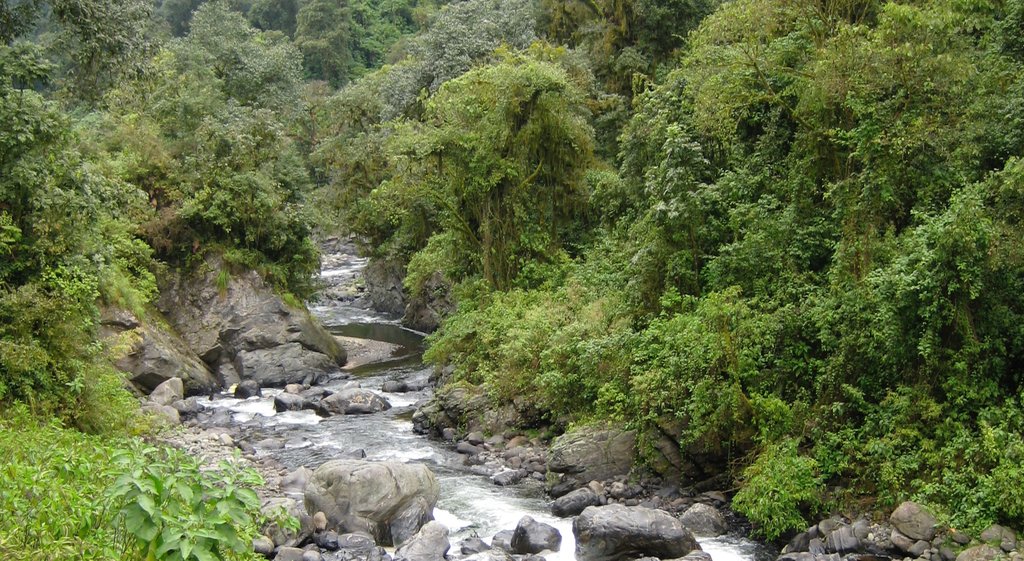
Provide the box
[200,251,771,561]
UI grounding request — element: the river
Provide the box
[199,250,770,561]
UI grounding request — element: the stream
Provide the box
[199,250,770,561]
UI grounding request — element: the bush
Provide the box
[733,439,823,541]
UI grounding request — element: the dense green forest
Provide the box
[3,0,1024,557]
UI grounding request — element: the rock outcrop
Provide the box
[304,460,439,546]
[157,256,346,388]
[573,504,700,561]
[101,308,217,395]
[547,425,636,488]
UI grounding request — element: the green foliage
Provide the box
[0,409,270,561]
[733,439,822,540]
[110,447,264,561]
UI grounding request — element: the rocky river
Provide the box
[158,245,771,561]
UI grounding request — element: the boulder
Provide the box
[236,343,337,388]
[460,537,491,555]
[573,504,700,561]
[102,308,218,395]
[157,255,345,385]
[141,403,181,425]
[491,470,527,486]
[301,551,321,561]
[285,384,305,394]
[263,497,313,548]
[402,271,452,333]
[547,425,636,487]
[318,389,392,416]
[235,380,262,399]
[304,460,439,546]
[465,552,514,561]
[149,377,185,406]
[980,524,1017,552]
[275,547,306,561]
[889,501,937,541]
[382,380,410,393]
[282,467,313,497]
[679,504,727,537]
[315,530,341,551]
[275,392,308,412]
[171,397,204,418]
[491,530,514,552]
[511,516,562,554]
[956,545,1002,561]
[253,535,275,558]
[552,488,602,518]
[321,532,389,561]
[890,529,915,554]
[824,525,861,554]
[394,521,450,561]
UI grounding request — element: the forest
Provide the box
[3,0,1024,558]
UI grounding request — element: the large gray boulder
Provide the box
[394,521,450,561]
[552,488,602,518]
[149,377,184,406]
[102,308,217,395]
[889,501,938,541]
[679,504,727,537]
[573,504,700,561]
[304,460,439,546]
[511,516,561,554]
[548,425,636,487]
[318,389,392,416]
[956,545,1003,561]
[157,255,345,388]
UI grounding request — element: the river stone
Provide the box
[318,389,392,416]
[511,516,562,554]
[679,503,727,537]
[171,397,203,418]
[824,525,861,554]
[275,392,308,412]
[492,530,514,552]
[394,521,450,561]
[285,383,305,394]
[304,460,439,546]
[141,403,181,425]
[980,524,1017,552]
[957,545,1002,561]
[235,379,262,399]
[890,501,938,541]
[253,535,275,557]
[316,530,341,551]
[466,551,514,561]
[891,529,916,554]
[282,467,314,497]
[492,469,527,486]
[547,425,636,487]
[461,537,492,555]
[573,504,700,561]
[263,497,313,547]
[552,488,602,518]
[667,552,713,561]
[149,377,185,406]
[275,547,306,561]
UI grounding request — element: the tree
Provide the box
[379,51,596,290]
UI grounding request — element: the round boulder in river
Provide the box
[573,504,701,561]
[304,460,439,546]
[317,388,392,416]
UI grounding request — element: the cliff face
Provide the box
[108,255,346,396]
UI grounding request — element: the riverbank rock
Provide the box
[573,504,700,561]
[394,521,450,561]
[317,389,391,416]
[957,545,1003,561]
[980,524,1017,552]
[401,271,452,333]
[511,516,561,554]
[102,308,218,395]
[149,377,184,406]
[275,392,308,412]
[679,503,727,537]
[304,460,439,546]
[890,501,938,542]
[157,255,346,388]
[552,488,602,518]
[547,425,636,488]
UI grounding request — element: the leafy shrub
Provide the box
[733,439,823,541]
